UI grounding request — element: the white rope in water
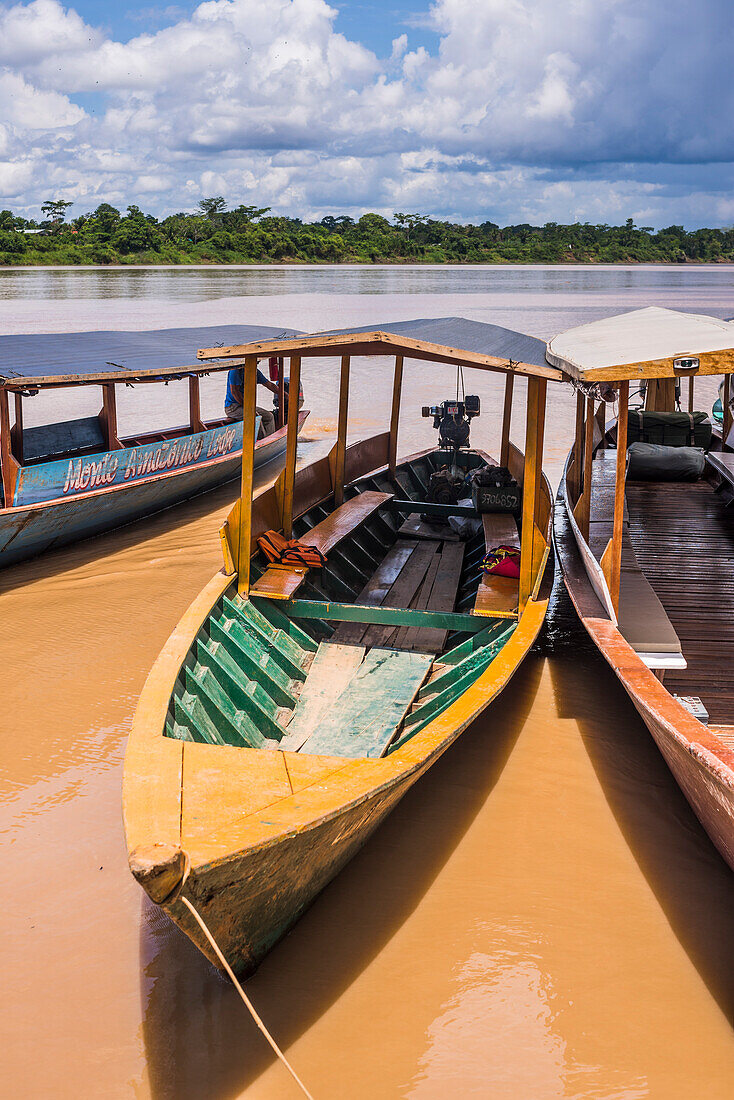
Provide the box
[180,896,314,1100]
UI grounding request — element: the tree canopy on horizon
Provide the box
[0,200,731,266]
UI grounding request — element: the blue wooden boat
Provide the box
[0,324,307,568]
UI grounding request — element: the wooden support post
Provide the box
[0,388,17,506]
[569,389,585,503]
[606,380,628,613]
[595,402,606,448]
[334,355,350,507]
[101,383,122,449]
[281,355,301,538]
[575,397,594,541]
[723,374,732,446]
[12,391,23,463]
[237,356,258,597]
[519,377,541,613]
[388,354,403,476]
[188,375,204,433]
[277,357,286,430]
[500,372,514,467]
[533,378,547,521]
[531,378,548,587]
[688,375,695,415]
[645,378,676,412]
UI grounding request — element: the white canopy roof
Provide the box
[546,307,734,382]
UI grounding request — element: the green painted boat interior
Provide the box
[166,450,519,758]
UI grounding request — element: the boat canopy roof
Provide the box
[0,324,301,389]
[198,316,563,381]
[547,307,734,383]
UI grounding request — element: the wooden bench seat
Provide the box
[21,415,106,463]
[706,451,734,503]
[617,567,685,668]
[472,512,520,618]
[250,490,393,600]
[615,536,685,670]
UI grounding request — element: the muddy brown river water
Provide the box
[2,267,733,1097]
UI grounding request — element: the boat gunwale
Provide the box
[126,579,549,881]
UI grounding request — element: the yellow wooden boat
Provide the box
[123,318,563,976]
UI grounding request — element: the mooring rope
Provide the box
[180,896,314,1100]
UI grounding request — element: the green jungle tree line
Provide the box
[1,198,732,265]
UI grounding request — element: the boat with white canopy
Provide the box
[552,306,734,871]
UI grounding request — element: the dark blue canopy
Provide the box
[0,324,301,387]
[315,317,548,369]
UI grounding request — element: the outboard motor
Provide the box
[422,396,480,509]
[422,396,480,453]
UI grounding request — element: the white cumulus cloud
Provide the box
[0,0,730,224]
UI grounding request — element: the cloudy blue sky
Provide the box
[0,0,732,226]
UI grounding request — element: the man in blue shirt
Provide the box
[225,366,278,436]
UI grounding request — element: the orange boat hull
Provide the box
[554,479,734,873]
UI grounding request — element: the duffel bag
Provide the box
[627,410,712,450]
[627,442,705,481]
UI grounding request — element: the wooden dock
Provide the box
[626,477,734,723]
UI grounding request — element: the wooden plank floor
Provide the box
[279,642,366,751]
[299,647,433,758]
[361,541,438,648]
[331,535,466,654]
[397,541,465,652]
[624,475,734,723]
[331,541,417,646]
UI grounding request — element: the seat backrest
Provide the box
[21,416,106,463]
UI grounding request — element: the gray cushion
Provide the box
[627,442,705,481]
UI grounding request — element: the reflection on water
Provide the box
[0,262,733,302]
[2,272,733,1098]
[408,928,647,1100]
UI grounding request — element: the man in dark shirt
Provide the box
[224,366,277,436]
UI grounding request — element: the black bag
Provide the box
[470,465,522,515]
[627,410,712,450]
[627,442,705,481]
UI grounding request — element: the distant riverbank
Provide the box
[3,256,733,270]
[3,207,733,266]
